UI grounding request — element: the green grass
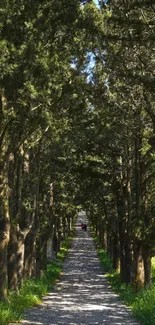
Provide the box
[94,232,155,325]
[132,286,155,325]
[0,234,73,325]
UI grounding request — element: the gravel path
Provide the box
[20,215,140,325]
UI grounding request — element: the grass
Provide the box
[0,234,73,325]
[92,231,155,325]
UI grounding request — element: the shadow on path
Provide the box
[20,214,140,325]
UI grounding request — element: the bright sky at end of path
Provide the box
[93,0,100,7]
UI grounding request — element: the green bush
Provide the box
[132,286,155,325]
[98,249,114,273]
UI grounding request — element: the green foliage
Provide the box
[57,236,73,261]
[0,262,60,325]
[107,273,137,306]
[0,235,72,325]
[98,249,114,273]
[132,287,155,325]
[131,257,155,325]
[1,0,155,319]
[97,244,155,325]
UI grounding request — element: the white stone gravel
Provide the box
[20,215,141,325]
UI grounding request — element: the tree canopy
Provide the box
[0,0,155,300]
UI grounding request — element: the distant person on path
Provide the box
[80,223,87,231]
[80,222,84,229]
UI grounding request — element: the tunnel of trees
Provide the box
[1,0,155,300]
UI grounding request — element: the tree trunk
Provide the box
[119,236,126,283]
[132,116,145,289]
[36,236,47,278]
[62,214,66,238]
[0,158,10,300]
[17,226,25,289]
[0,238,8,299]
[40,238,47,276]
[125,144,132,283]
[132,242,144,290]
[46,237,53,262]
[119,228,132,284]
[112,232,120,271]
[125,238,132,284]
[118,195,127,283]
[143,245,152,287]
[24,228,36,278]
[0,213,10,300]
[99,217,106,249]
[7,223,18,291]
[67,215,71,235]
[52,233,58,258]
[107,232,112,257]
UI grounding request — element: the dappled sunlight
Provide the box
[21,215,140,325]
[22,320,43,325]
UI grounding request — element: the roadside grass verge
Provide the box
[0,234,74,325]
[92,231,155,325]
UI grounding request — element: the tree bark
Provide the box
[0,156,10,300]
[119,234,126,283]
[132,241,144,290]
[125,238,132,284]
[17,226,25,289]
[143,245,152,287]
[37,237,47,277]
[24,228,36,278]
[0,213,10,299]
[112,231,120,271]
[8,223,18,291]
[99,217,106,249]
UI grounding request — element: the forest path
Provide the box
[20,213,140,325]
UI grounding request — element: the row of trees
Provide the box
[84,0,155,289]
[1,0,155,300]
[0,0,101,299]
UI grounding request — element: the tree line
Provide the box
[0,0,99,299]
[0,0,155,300]
[84,0,155,289]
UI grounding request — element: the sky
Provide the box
[93,0,100,7]
[71,0,101,80]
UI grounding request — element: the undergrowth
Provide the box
[0,234,73,325]
[92,231,155,325]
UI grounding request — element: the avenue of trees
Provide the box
[1,0,155,300]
